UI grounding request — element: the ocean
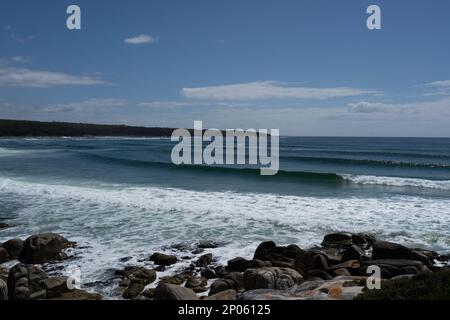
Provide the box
[1,136,450,296]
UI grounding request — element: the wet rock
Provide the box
[185,276,207,291]
[195,253,213,267]
[372,241,432,267]
[248,259,267,268]
[45,276,72,299]
[0,267,8,282]
[227,257,250,272]
[122,267,157,299]
[197,240,219,249]
[2,238,24,260]
[50,289,102,300]
[0,247,8,263]
[352,233,376,249]
[8,263,48,300]
[0,279,7,300]
[209,272,244,296]
[214,265,227,277]
[20,233,71,264]
[140,288,155,299]
[253,241,277,261]
[244,267,304,290]
[149,252,177,266]
[342,245,366,262]
[154,283,198,300]
[155,265,166,272]
[322,232,353,247]
[159,272,192,286]
[201,267,218,279]
[204,289,237,300]
[0,223,11,230]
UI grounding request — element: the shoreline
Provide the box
[1,231,449,300]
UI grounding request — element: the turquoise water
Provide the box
[1,136,450,295]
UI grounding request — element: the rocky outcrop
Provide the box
[0,248,8,263]
[2,238,24,260]
[372,241,433,267]
[19,233,71,264]
[154,283,198,300]
[149,252,178,266]
[209,272,244,295]
[244,267,304,290]
[7,263,48,300]
[117,267,157,299]
[0,278,7,300]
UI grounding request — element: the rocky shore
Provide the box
[1,231,450,300]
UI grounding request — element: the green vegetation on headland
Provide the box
[0,119,176,137]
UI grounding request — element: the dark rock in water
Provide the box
[214,266,227,277]
[120,267,157,299]
[149,252,177,266]
[185,276,207,289]
[244,267,304,290]
[2,238,24,260]
[155,265,166,272]
[227,257,250,272]
[201,267,217,279]
[140,288,155,299]
[204,289,237,300]
[322,232,353,247]
[0,247,8,263]
[20,233,71,264]
[195,253,213,267]
[197,240,219,249]
[307,269,333,280]
[0,223,11,230]
[45,276,71,299]
[0,279,7,300]
[209,272,244,296]
[119,256,132,262]
[154,283,198,300]
[372,241,432,267]
[50,289,102,300]
[253,241,277,261]
[8,263,48,300]
[159,272,192,286]
[342,245,366,262]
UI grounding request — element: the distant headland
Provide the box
[0,119,177,137]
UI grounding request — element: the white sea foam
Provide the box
[1,177,450,297]
[343,174,450,190]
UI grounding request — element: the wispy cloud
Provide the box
[181,81,377,101]
[44,98,127,113]
[0,68,106,87]
[124,34,156,45]
[422,80,450,96]
[138,101,193,108]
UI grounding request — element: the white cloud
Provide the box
[181,81,376,101]
[421,80,450,96]
[124,34,156,45]
[44,98,127,112]
[138,101,192,108]
[0,68,105,87]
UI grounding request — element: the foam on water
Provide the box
[344,174,450,190]
[1,177,450,296]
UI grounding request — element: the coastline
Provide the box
[1,230,449,300]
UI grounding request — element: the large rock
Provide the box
[154,283,198,300]
[195,253,213,267]
[121,267,157,299]
[149,252,177,266]
[209,272,244,296]
[45,276,72,299]
[244,267,304,290]
[50,289,102,300]
[8,263,48,300]
[185,276,207,292]
[322,233,353,247]
[227,257,250,272]
[0,248,8,263]
[0,279,7,300]
[2,238,24,260]
[253,241,277,261]
[20,233,71,264]
[372,241,432,266]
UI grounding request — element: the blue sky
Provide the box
[1,0,450,136]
